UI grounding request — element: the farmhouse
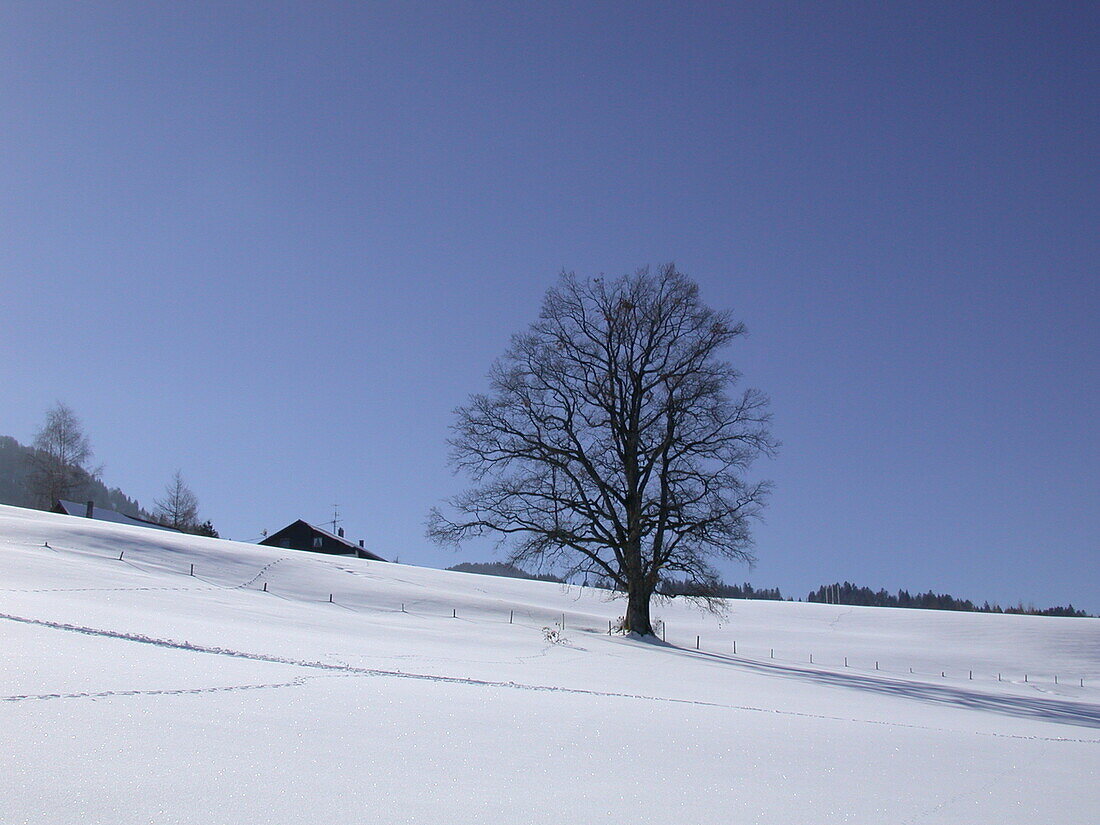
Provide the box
[53,499,180,532]
[259,519,386,561]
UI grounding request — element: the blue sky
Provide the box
[1,2,1096,611]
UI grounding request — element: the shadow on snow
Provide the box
[658,645,1100,730]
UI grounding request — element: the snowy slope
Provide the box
[1,503,1097,823]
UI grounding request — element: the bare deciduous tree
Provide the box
[27,402,97,508]
[154,470,200,531]
[428,265,776,635]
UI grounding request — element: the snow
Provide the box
[1,503,1097,823]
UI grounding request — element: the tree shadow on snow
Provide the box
[662,646,1100,730]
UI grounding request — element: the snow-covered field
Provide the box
[1,503,1097,823]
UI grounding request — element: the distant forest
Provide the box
[661,579,785,601]
[0,435,148,517]
[446,561,566,583]
[648,576,1091,618]
[0,431,216,537]
[806,581,1091,618]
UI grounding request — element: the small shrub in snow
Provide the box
[542,625,569,645]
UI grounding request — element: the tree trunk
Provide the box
[625,583,654,636]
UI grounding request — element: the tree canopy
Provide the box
[154,470,200,532]
[26,402,98,507]
[429,265,776,634]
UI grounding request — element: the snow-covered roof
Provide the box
[55,500,179,532]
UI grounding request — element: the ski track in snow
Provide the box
[234,557,286,589]
[0,586,217,594]
[2,610,1097,745]
[827,606,855,629]
[3,676,327,703]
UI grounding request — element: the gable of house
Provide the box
[259,519,386,561]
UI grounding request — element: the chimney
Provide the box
[337,527,344,538]
[85,500,94,519]
[358,539,364,548]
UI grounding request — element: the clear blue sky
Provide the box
[2,2,1096,611]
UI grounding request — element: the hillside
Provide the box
[1,503,1097,823]
[0,435,147,516]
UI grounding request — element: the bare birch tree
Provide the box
[428,265,776,635]
[27,402,97,508]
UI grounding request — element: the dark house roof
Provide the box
[258,519,387,561]
[53,499,181,532]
